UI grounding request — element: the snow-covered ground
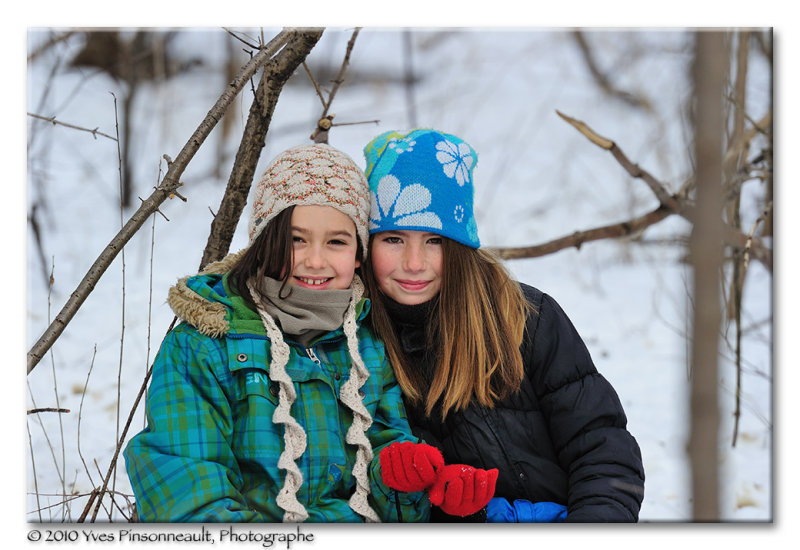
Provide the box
[18,23,785,547]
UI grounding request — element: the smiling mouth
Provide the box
[295,276,333,287]
[396,279,431,291]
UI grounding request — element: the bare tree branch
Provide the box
[310,28,361,144]
[27,112,118,141]
[493,109,773,273]
[199,29,325,269]
[556,109,681,212]
[572,30,652,111]
[27,30,76,62]
[27,408,70,415]
[27,29,295,375]
[321,28,360,119]
[487,204,674,260]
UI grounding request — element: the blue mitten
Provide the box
[486,497,567,523]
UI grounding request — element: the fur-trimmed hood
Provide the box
[166,250,245,339]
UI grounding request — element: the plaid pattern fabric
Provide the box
[123,275,429,523]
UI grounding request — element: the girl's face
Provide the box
[288,205,360,290]
[369,230,443,305]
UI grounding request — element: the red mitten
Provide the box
[428,464,499,517]
[379,441,445,492]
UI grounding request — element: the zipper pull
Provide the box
[306,347,321,365]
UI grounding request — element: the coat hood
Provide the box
[166,250,244,338]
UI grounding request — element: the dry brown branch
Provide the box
[199,29,325,269]
[556,110,680,212]
[487,204,673,260]
[27,29,294,375]
[27,408,70,415]
[540,109,773,273]
[27,30,76,62]
[84,361,154,523]
[303,60,327,105]
[321,28,360,119]
[78,315,178,523]
[726,31,750,447]
[572,31,652,111]
[310,28,361,143]
[222,27,261,50]
[27,112,118,141]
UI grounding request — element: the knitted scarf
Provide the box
[246,275,380,523]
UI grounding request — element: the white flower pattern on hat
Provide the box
[454,204,465,223]
[435,140,474,187]
[387,137,416,154]
[369,175,443,230]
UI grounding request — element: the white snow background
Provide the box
[19,22,788,547]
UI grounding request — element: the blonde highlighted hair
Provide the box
[364,237,530,420]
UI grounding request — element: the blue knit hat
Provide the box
[363,128,480,248]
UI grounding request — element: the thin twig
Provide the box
[27,28,294,374]
[556,109,680,211]
[112,91,126,518]
[320,27,360,118]
[572,31,652,111]
[26,382,64,488]
[86,363,156,523]
[77,346,98,492]
[78,317,177,523]
[27,112,118,141]
[26,417,43,523]
[27,30,76,62]
[309,28,361,143]
[35,489,134,519]
[303,61,327,107]
[27,408,70,415]
[144,164,162,427]
[46,257,67,521]
[138,196,169,221]
[488,204,673,260]
[552,108,772,272]
[222,27,261,50]
[742,201,773,274]
[332,119,380,127]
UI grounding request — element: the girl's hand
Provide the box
[428,464,499,517]
[379,441,445,492]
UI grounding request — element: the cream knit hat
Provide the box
[249,143,371,259]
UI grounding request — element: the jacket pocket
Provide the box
[230,367,282,468]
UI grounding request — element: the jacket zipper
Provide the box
[306,347,321,365]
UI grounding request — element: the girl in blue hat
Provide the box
[362,128,645,522]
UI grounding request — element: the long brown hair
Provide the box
[364,236,530,419]
[228,206,296,308]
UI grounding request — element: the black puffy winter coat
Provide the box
[386,283,645,522]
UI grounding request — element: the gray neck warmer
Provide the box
[249,276,353,346]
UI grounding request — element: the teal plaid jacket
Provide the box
[123,267,429,522]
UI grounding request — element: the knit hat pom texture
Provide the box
[249,143,371,258]
[363,128,480,248]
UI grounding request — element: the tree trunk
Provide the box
[199,29,324,269]
[688,30,728,522]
